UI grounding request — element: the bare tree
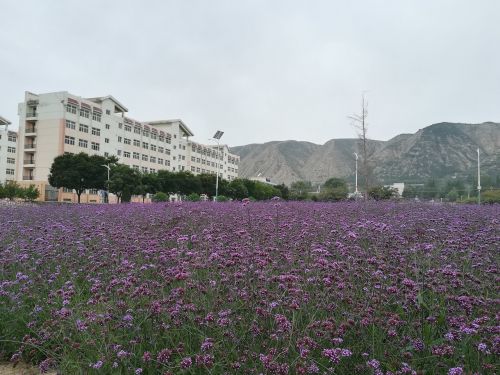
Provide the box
[349,93,372,199]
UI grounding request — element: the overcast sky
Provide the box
[1,0,499,146]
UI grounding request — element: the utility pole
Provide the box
[210,130,224,201]
[477,148,481,205]
[354,152,359,196]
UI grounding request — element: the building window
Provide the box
[158,146,164,153]
[142,142,148,149]
[64,136,75,145]
[104,152,109,157]
[142,130,150,137]
[125,124,131,132]
[191,156,195,162]
[92,112,101,122]
[151,144,157,152]
[92,127,101,136]
[134,127,141,134]
[7,157,15,164]
[124,138,131,145]
[106,109,111,115]
[118,123,123,129]
[8,135,16,142]
[133,139,140,147]
[80,108,90,118]
[133,165,139,171]
[6,168,14,175]
[142,166,148,173]
[191,166,195,172]
[142,154,148,161]
[117,149,122,156]
[173,145,177,149]
[105,124,110,130]
[158,158,163,165]
[124,151,131,158]
[151,133,157,140]
[66,104,77,114]
[133,152,139,160]
[91,142,100,151]
[182,155,185,160]
[79,139,88,148]
[65,120,76,130]
[150,168,156,173]
[166,160,170,166]
[150,156,156,163]
[165,149,171,155]
[105,138,109,143]
[159,136,165,142]
[79,124,89,133]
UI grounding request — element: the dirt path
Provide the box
[0,363,56,375]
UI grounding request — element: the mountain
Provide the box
[230,122,500,185]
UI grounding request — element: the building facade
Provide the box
[0,116,17,184]
[16,91,239,201]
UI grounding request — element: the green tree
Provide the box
[275,183,290,200]
[21,185,40,202]
[228,179,249,200]
[3,181,20,201]
[368,186,398,200]
[108,164,139,203]
[48,153,116,203]
[319,178,348,201]
[135,172,158,202]
[152,192,169,202]
[290,180,313,200]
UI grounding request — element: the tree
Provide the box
[135,172,158,202]
[3,181,20,201]
[108,164,139,203]
[349,93,372,199]
[48,153,115,203]
[228,179,249,200]
[275,183,290,200]
[319,178,348,201]
[368,186,399,200]
[290,181,313,200]
[22,185,40,202]
[152,192,169,202]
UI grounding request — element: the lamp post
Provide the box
[101,164,111,203]
[210,130,224,201]
[477,148,481,205]
[354,152,359,196]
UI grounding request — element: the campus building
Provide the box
[0,116,17,184]
[16,91,239,202]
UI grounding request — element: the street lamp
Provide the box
[477,148,481,205]
[353,152,359,196]
[102,164,111,203]
[210,130,224,201]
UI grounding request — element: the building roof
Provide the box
[0,116,11,126]
[86,95,128,113]
[147,119,195,137]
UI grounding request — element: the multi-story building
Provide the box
[16,91,239,202]
[0,116,17,184]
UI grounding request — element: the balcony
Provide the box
[25,126,37,134]
[26,112,38,118]
[23,175,34,181]
[24,159,36,166]
[24,143,36,149]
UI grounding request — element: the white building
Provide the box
[0,116,17,184]
[16,91,239,202]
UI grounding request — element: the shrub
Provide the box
[152,192,168,202]
[187,193,201,202]
[216,195,229,202]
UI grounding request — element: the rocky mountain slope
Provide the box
[231,122,500,185]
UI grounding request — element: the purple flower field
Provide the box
[0,201,498,374]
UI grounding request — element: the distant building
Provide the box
[0,116,17,184]
[250,176,275,185]
[16,91,239,202]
